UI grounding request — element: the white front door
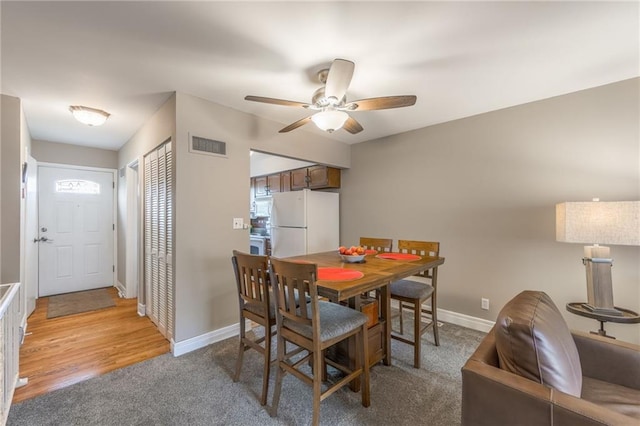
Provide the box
[38,166,115,296]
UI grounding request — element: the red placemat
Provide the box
[376,253,421,261]
[318,268,364,281]
[364,249,378,255]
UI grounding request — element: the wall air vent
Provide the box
[189,134,227,158]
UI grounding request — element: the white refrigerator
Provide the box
[270,189,339,258]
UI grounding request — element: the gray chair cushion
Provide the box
[244,300,275,319]
[495,290,583,398]
[390,279,434,300]
[284,300,368,342]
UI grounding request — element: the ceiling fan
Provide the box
[244,59,417,134]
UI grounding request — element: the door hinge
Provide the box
[113,224,115,231]
[112,265,115,272]
[112,181,115,189]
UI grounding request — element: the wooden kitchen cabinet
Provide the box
[267,173,282,194]
[254,176,269,197]
[291,165,341,190]
[308,165,340,189]
[291,168,309,190]
[253,166,340,197]
[254,173,282,196]
[281,171,291,192]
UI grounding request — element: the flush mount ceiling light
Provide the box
[69,105,110,126]
[311,110,349,133]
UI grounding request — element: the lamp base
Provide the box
[582,245,624,316]
[581,303,624,317]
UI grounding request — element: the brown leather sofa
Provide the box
[461,291,640,426]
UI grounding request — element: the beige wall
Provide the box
[341,78,640,343]
[171,92,349,342]
[117,94,177,295]
[1,95,23,283]
[32,139,118,169]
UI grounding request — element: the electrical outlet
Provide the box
[481,298,490,310]
[232,218,243,229]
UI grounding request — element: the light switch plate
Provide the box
[233,218,243,229]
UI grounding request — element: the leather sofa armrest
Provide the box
[462,359,636,426]
[572,331,640,390]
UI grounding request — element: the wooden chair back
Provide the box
[359,237,393,253]
[269,258,319,336]
[231,250,270,319]
[231,250,275,405]
[398,240,440,280]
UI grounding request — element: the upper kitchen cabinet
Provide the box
[252,172,287,197]
[252,166,340,198]
[281,171,291,192]
[253,176,268,197]
[291,165,341,190]
[267,173,282,194]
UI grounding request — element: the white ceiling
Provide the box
[2,1,638,151]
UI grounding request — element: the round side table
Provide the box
[566,303,640,338]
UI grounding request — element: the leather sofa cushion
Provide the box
[582,376,640,420]
[495,291,583,397]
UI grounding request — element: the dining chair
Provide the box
[359,237,393,254]
[390,240,440,368]
[359,237,393,301]
[230,250,275,405]
[269,257,371,426]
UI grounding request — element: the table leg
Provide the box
[381,283,392,366]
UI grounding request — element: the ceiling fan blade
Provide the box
[347,95,417,111]
[279,116,313,133]
[324,59,355,102]
[245,95,309,108]
[343,116,363,134]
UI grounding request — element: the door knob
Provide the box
[37,237,54,243]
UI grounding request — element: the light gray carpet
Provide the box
[8,320,485,425]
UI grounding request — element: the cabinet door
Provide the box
[281,171,291,192]
[250,177,256,200]
[267,173,281,194]
[254,176,268,197]
[308,165,341,189]
[290,168,308,191]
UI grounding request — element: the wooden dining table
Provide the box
[282,250,446,368]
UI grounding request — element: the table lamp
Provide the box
[556,200,640,316]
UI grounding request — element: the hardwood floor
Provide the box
[12,287,170,403]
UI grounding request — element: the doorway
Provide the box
[37,164,116,297]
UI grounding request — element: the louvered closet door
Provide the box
[144,140,173,340]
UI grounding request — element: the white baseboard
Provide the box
[437,308,494,333]
[115,281,126,298]
[170,308,492,358]
[171,319,252,357]
[137,303,146,317]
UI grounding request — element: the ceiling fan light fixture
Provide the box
[69,105,110,126]
[311,110,348,133]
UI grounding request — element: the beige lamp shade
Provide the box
[556,201,640,246]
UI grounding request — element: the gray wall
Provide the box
[117,92,350,343]
[32,139,118,169]
[1,95,23,283]
[117,94,177,297]
[341,78,640,343]
[172,92,350,342]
